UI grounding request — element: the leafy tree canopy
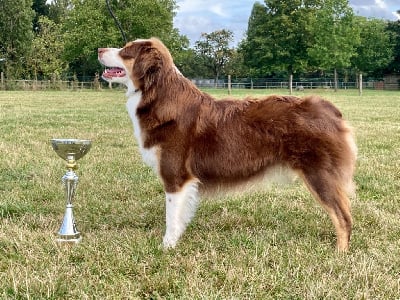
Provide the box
[242,0,314,77]
[352,17,394,77]
[28,16,67,79]
[386,12,400,74]
[194,30,234,83]
[62,0,184,78]
[0,0,35,78]
[242,0,366,80]
[32,0,50,32]
[307,0,360,71]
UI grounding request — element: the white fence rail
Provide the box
[191,78,399,90]
[0,78,399,91]
[0,79,118,91]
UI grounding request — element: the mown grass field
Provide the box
[0,89,399,299]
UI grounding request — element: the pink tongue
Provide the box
[103,67,125,78]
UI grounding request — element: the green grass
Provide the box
[0,89,399,299]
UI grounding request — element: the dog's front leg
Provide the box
[163,180,199,249]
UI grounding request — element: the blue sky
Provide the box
[174,0,400,46]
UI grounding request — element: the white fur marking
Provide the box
[163,181,199,249]
[98,48,131,85]
[99,48,122,67]
[126,92,159,173]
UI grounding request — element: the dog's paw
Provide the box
[162,235,177,249]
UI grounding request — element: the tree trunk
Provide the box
[289,74,293,95]
[359,72,362,96]
[214,72,219,88]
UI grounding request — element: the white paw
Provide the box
[162,234,178,249]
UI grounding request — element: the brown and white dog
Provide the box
[98,38,357,251]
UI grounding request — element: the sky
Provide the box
[174,0,400,46]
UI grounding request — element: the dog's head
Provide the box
[98,38,174,93]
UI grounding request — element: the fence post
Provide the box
[227,75,231,95]
[359,73,362,96]
[334,68,338,92]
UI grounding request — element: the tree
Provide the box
[307,0,360,91]
[32,0,50,32]
[48,0,72,24]
[171,35,203,78]
[242,0,362,92]
[0,0,35,78]
[386,12,400,74]
[352,17,394,77]
[241,1,314,92]
[114,0,178,45]
[27,16,67,79]
[62,0,184,78]
[194,30,234,86]
[225,49,249,78]
[240,2,271,77]
[62,0,116,78]
[174,47,198,77]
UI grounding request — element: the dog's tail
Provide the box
[297,118,356,251]
[342,121,357,198]
[302,95,358,197]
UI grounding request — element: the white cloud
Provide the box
[350,0,398,20]
[174,15,214,39]
[375,0,387,9]
[177,0,205,13]
[210,4,230,18]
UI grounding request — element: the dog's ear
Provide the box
[119,42,140,59]
[119,40,164,91]
[133,45,163,91]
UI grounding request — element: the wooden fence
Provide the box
[0,77,398,91]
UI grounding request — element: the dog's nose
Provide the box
[98,48,107,58]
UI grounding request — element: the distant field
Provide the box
[0,89,399,299]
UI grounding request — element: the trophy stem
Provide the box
[57,156,81,243]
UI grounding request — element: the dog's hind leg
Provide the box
[300,170,353,252]
[163,180,199,249]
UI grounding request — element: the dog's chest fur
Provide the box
[126,93,159,173]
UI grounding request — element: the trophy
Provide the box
[51,138,91,243]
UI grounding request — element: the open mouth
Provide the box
[102,67,126,79]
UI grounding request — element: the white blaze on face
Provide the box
[98,48,129,84]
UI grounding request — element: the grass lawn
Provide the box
[0,88,399,299]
